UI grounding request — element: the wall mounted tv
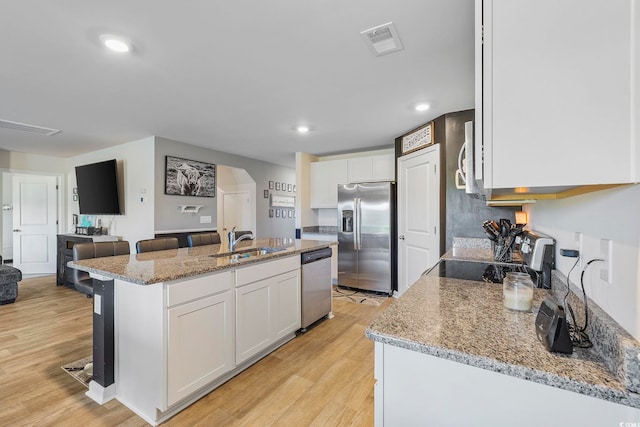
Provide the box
[75,159,122,215]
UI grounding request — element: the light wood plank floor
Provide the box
[0,275,392,426]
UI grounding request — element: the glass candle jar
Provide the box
[503,272,534,311]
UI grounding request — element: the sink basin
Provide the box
[209,246,288,261]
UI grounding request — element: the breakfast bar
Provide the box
[69,238,333,426]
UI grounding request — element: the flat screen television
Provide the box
[75,159,121,215]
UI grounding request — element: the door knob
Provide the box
[13,229,21,232]
[398,235,405,240]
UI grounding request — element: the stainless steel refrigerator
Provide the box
[338,182,395,294]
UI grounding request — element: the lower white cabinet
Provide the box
[236,280,272,364]
[374,342,640,427]
[167,290,234,406]
[235,256,301,364]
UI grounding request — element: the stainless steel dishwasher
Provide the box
[300,247,333,331]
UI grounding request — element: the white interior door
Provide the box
[222,191,252,236]
[397,145,440,296]
[12,174,58,274]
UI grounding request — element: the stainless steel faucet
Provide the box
[228,226,254,252]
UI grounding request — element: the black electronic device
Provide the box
[75,159,121,215]
[535,297,573,354]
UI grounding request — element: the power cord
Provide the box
[563,257,604,348]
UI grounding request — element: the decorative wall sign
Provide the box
[165,156,216,197]
[401,122,434,155]
[270,194,295,208]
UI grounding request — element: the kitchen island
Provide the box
[366,252,640,426]
[69,238,334,426]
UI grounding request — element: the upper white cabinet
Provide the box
[310,159,348,208]
[478,0,639,190]
[310,154,395,208]
[348,154,395,183]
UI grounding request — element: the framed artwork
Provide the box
[72,187,77,194]
[73,194,78,201]
[287,184,292,192]
[264,190,269,198]
[275,182,281,191]
[270,194,295,208]
[288,210,293,218]
[165,156,216,197]
[275,209,280,218]
[293,185,296,193]
[269,209,274,218]
[268,181,274,190]
[281,182,286,191]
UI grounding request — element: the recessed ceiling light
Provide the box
[99,34,131,53]
[296,126,310,133]
[415,103,430,112]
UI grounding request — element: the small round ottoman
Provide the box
[0,265,22,305]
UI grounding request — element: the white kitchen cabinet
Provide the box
[478,0,639,190]
[374,342,640,426]
[235,279,272,364]
[167,289,234,406]
[347,154,394,183]
[310,159,348,208]
[235,255,301,364]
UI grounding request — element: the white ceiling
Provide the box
[0,1,475,167]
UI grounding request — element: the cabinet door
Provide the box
[482,0,637,189]
[348,157,373,183]
[167,290,234,406]
[372,154,395,181]
[310,159,348,208]
[272,269,301,340]
[236,279,271,364]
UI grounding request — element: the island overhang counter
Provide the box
[69,238,334,426]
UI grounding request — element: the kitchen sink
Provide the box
[209,246,288,261]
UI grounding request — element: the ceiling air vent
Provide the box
[0,119,60,136]
[360,22,404,56]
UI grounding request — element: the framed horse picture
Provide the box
[165,156,216,197]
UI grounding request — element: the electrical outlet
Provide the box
[574,232,583,267]
[600,239,613,284]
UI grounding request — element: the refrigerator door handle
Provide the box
[355,197,361,250]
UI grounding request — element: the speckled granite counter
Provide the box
[366,268,640,409]
[69,238,333,285]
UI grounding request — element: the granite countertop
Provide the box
[69,238,333,285]
[366,263,640,409]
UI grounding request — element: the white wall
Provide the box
[295,152,318,231]
[67,137,155,252]
[526,184,640,339]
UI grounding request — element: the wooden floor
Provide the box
[0,276,392,426]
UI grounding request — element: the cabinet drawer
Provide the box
[235,255,300,288]
[167,271,232,307]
